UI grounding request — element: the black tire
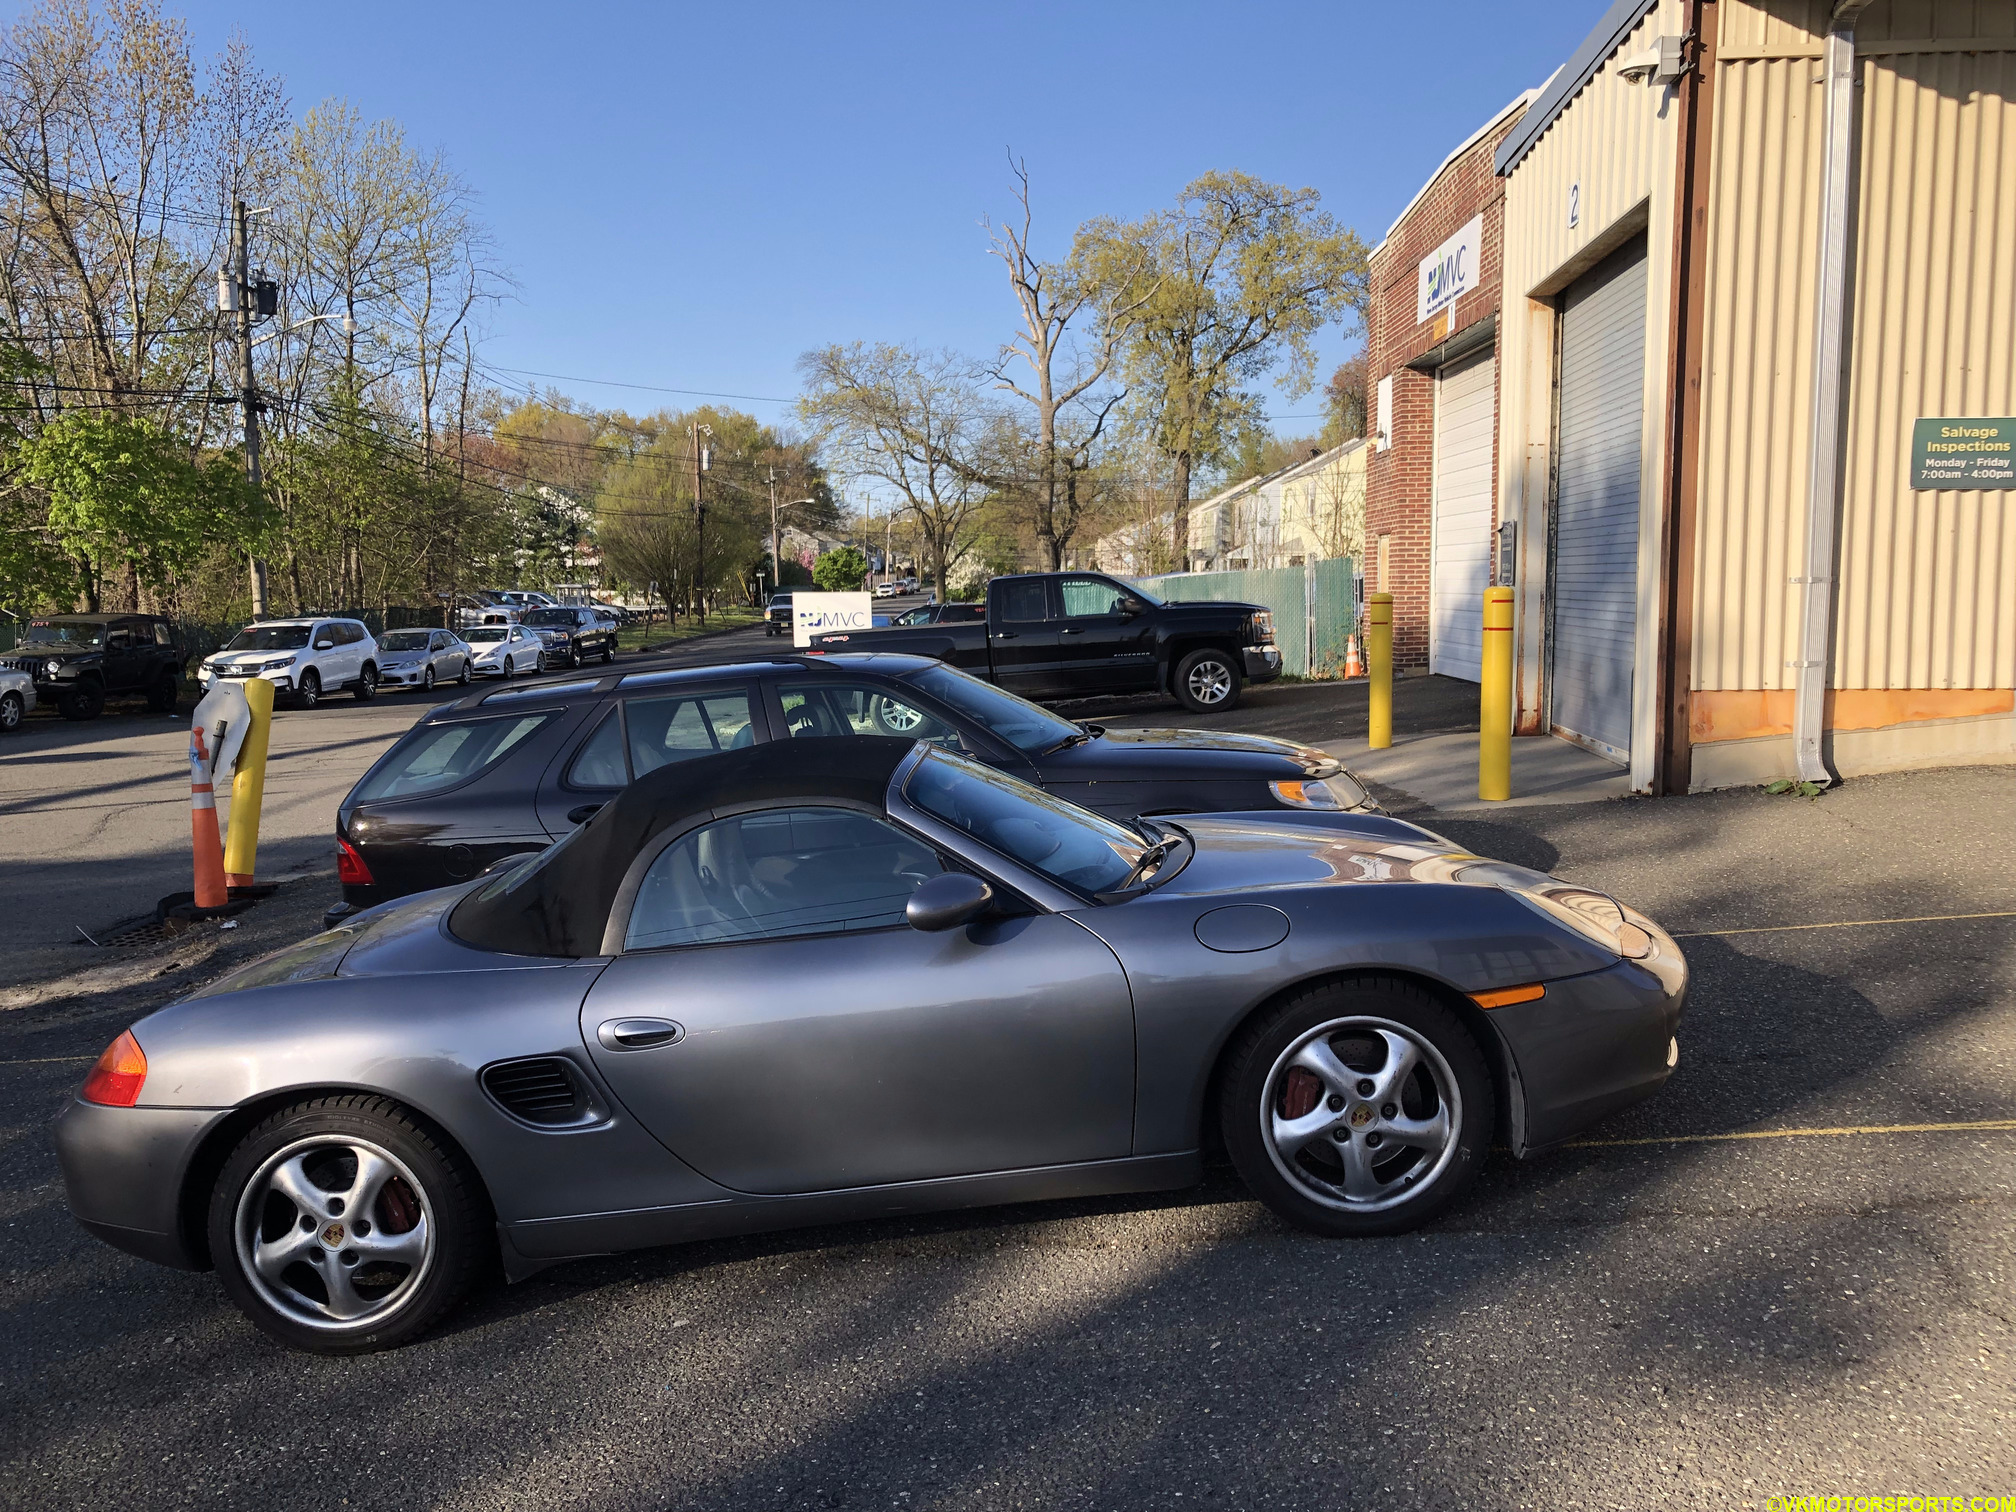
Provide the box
[602,643,614,664]
[206,1094,489,1355]
[500,654,515,680]
[295,668,321,709]
[567,646,582,670]
[458,660,471,685]
[1173,648,1242,714]
[354,664,377,702]
[58,682,105,721]
[422,665,435,692]
[1219,977,1494,1238]
[144,671,179,712]
[0,690,22,733]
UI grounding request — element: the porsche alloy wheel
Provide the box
[209,1096,485,1354]
[1221,978,1493,1237]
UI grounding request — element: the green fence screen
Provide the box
[1131,559,1358,679]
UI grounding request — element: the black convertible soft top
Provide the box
[449,735,915,958]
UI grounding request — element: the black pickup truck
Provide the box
[808,571,1280,712]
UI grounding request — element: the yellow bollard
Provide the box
[1366,592,1393,750]
[223,676,275,892]
[1479,586,1514,802]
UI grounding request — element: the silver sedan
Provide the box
[371,629,472,692]
[462,624,542,678]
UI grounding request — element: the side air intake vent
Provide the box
[481,1057,589,1126]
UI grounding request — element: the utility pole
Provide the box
[228,200,269,617]
[766,465,781,601]
[688,422,713,625]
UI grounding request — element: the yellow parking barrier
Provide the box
[1366,592,1392,750]
[1479,586,1513,802]
[223,677,274,893]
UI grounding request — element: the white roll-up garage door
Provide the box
[1430,348,1496,682]
[1549,239,1648,763]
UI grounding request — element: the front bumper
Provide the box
[55,1097,227,1271]
[196,667,293,693]
[1488,950,1688,1155]
[377,663,429,685]
[1242,646,1283,684]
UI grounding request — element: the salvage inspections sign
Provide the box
[792,591,873,647]
[1910,417,2016,489]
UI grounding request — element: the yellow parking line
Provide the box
[1566,1118,2016,1149]
[1675,909,2016,938]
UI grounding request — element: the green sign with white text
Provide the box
[1910,417,2016,489]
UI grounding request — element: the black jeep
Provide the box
[2,614,185,720]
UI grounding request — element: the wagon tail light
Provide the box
[81,1030,147,1107]
[338,838,374,885]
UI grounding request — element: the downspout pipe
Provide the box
[1792,0,1870,785]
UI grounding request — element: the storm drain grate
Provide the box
[83,916,194,948]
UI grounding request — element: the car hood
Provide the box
[18,644,99,663]
[1039,725,1343,781]
[206,649,297,668]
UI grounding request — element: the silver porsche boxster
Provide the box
[57,737,1687,1354]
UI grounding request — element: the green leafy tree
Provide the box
[1081,171,1368,564]
[812,545,868,591]
[16,411,269,610]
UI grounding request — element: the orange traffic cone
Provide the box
[1344,634,1365,679]
[189,725,228,909]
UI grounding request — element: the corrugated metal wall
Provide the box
[1836,43,2016,691]
[1694,0,2016,695]
[1691,12,1825,692]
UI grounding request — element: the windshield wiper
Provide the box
[1039,726,1096,755]
[1113,833,1184,893]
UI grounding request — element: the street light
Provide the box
[251,311,358,349]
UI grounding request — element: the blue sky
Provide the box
[158,0,1595,433]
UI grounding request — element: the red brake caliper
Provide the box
[1280,1066,1322,1121]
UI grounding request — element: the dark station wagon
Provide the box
[332,653,1378,917]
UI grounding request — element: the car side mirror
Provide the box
[314,638,333,650]
[1119,599,1145,618]
[906,872,994,932]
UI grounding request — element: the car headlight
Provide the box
[262,656,296,670]
[1453,859,1655,960]
[44,659,62,678]
[1249,610,1276,645]
[1269,773,1370,811]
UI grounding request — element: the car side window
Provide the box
[626,689,757,778]
[776,681,963,748]
[153,621,174,646]
[996,579,1049,622]
[567,708,629,788]
[352,713,557,801]
[624,807,944,951]
[105,627,132,650]
[1058,576,1127,618]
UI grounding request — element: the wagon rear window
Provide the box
[352,713,556,802]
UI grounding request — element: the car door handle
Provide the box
[1060,627,1085,635]
[993,631,1018,640]
[597,1017,684,1051]
[567,803,605,825]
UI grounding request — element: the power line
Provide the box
[480,361,795,407]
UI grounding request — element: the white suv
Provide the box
[196,617,380,709]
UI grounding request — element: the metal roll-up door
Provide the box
[1549,239,1648,763]
[1430,348,1497,681]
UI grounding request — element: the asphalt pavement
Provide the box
[0,639,2011,1509]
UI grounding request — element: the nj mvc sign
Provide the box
[792,591,873,647]
[1418,215,1482,326]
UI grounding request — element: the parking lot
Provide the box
[1,639,2011,1509]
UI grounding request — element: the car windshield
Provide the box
[466,627,508,643]
[22,620,104,646]
[225,625,312,652]
[378,630,432,651]
[905,747,1145,895]
[521,608,576,626]
[904,663,1084,755]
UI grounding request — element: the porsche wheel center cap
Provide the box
[1348,1105,1375,1129]
[321,1222,346,1247]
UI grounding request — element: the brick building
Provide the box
[1363,89,1538,677]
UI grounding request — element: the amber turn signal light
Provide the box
[1470,983,1546,1010]
[80,1029,147,1107]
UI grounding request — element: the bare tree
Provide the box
[798,341,988,602]
[985,156,1154,570]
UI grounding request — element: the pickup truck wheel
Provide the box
[144,671,179,712]
[602,643,614,664]
[1174,649,1241,714]
[0,690,23,732]
[59,682,106,721]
